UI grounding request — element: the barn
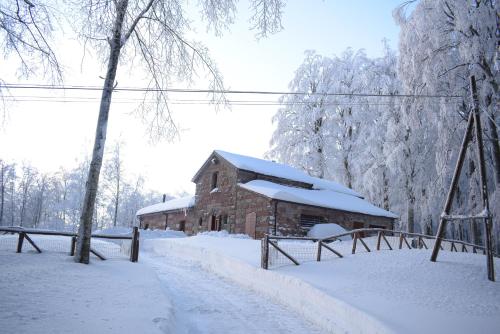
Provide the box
[136,150,398,238]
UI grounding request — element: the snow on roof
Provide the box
[238,180,398,219]
[214,150,362,198]
[136,196,195,216]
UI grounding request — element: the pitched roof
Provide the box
[239,180,398,219]
[193,150,362,198]
[136,195,195,216]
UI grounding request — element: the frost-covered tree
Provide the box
[0,0,60,78]
[395,0,499,240]
[269,51,334,178]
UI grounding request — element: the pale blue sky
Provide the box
[1,0,405,195]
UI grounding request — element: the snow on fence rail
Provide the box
[261,228,495,270]
[0,226,140,262]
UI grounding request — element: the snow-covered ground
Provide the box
[2,230,499,334]
[0,249,175,333]
[144,232,500,334]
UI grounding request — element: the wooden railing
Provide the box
[261,228,494,270]
[0,226,140,262]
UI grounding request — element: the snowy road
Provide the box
[142,253,324,334]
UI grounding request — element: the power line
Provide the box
[0,83,464,99]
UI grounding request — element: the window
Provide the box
[211,171,218,190]
[299,214,327,231]
[198,217,203,227]
[179,220,186,232]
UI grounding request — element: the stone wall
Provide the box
[194,157,239,233]
[274,201,394,236]
[138,210,195,234]
[234,187,273,239]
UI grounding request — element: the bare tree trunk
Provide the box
[75,0,129,264]
[382,169,390,211]
[486,112,500,187]
[407,201,415,233]
[0,162,4,226]
[113,179,119,227]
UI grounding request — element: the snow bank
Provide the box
[307,223,350,240]
[144,235,500,334]
[0,248,176,334]
[144,236,394,334]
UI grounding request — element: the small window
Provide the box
[198,217,203,227]
[211,172,219,190]
[300,214,327,231]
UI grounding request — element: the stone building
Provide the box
[136,150,398,239]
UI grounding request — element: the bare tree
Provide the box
[73,0,285,263]
[103,141,123,227]
[0,0,60,76]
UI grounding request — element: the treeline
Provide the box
[269,1,499,248]
[0,143,168,231]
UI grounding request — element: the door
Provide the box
[210,215,217,231]
[245,212,257,238]
[179,220,185,232]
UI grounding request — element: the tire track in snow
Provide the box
[142,253,324,334]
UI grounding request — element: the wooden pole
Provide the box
[70,236,77,256]
[24,234,41,253]
[316,241,322,261]
[470,76,495,281]
[376,232,382,251]
[352,233,358,254]
[268,240,300,265]
[130,226,139,262]
[431,103,475,261]
[261,235,269,269]
[16,232,25,253]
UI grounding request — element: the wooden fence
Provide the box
[261,228,493,270]
[0,226,140,262]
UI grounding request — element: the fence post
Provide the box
[352,233,358,254]
[317,240,322,261]
[261,235,269,269]
[70,236,77,256]
[376,232,382,251]
[16,232,25,253]
[399,233,404,249]
[130,227,139,262]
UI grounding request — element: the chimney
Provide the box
[162,194,166,202]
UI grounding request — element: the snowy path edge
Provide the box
[143,238,395,334]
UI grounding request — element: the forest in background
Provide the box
[269,1,499,249]
[0,142,172,231]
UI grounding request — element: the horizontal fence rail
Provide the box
[261,228,496,270]
[0,226,140,262]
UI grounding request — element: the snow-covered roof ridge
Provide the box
[136,195,195,216]
[214,150,362,198]
[238,180,398,219]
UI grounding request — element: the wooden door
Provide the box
[179,220,185,232]
[245,212,257,238]
[210,215,216,231]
